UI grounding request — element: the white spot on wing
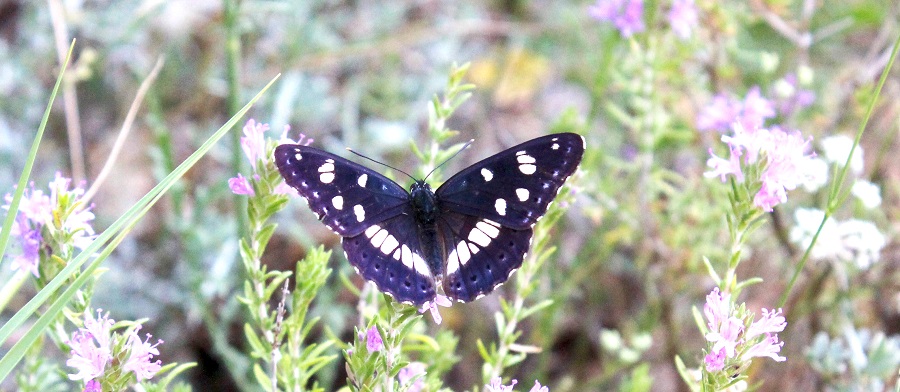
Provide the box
[481,168,493,182]
[516,150,526,156]
[332,195,344,210]
[517,154,536,164]
[467,242,480,254]
[515,188,530,202]
[447,255,460,274]
[380,235,399,255]
[401,245,413,268]
[318,162,335,173]
[354,205,365,222]
[412,253,430,276]
[320,172,335,183]
[495,198,507,216]
[456,241,472,264]
[371,229,388,247]
[519,164,536,175]
[476,221,500,238]
[294,153,303,160]
[468,229,491,247]
[392,248,401,260]
[358,174,368,187]
[365,225,381,238]
[551,143,559,150]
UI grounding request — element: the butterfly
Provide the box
[274,133,584,306]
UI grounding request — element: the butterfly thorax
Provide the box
[409,181,445,278]
[409,181,439,225]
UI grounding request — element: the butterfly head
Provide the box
[409,181,438,225]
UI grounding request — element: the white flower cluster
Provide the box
[790,208,886,270]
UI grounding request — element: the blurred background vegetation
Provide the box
[1,0,898,390]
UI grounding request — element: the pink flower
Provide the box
[706,316,743,358]
[487,377,517,392]
[10,216,41,277]
[122,327,163,381]
[589,0,645,38]
[704,148,744,182]
[738,87,776,131]
[241,119,269,171]
[703,287,730,332]
[774,74,815,117]
[697,94,742,133]
[741,333,786,362]
[745,308,786,340]
[66,311,114,381]
[365,325,383,353]
[418,294,452,324]
[397,362,427,392]
[704,347,726,372]
[228,173,255,196]
[529,380,550,392]
[667,0,698,39]
[83,379,101,392]
[279,125,314,146]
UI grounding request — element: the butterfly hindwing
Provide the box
[274,144,410,237]
[437,213,534,302]
[342,212,437,304]
[436,133,584,229]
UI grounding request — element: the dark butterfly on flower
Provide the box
[274,133,584,306]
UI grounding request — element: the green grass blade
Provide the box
[0,74,280,381]
[0,40,74,267]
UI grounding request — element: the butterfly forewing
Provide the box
[342,212,437,304]
[274,144,410,237]
[436,133,584,229]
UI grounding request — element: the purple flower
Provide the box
[122,327,163,381]
[706,316,743,359]
[745,308,786,340]
[705,123,816,211]
[241,119,269,171]
[703,287,730,332]
[589,0,645,38]
[279,125,314,147]
[83,379,102,392]
[365,325,383,353]
[228,173,255,196]
[741,333,786,362]
[397,362,426,392]
[66,311,114,381]
[667,0,698,39]
[704,347,726,372]
[487,377,517,392]
[738,87,776,131]
[529,380,550,392]
[697,94,742,133]
[418,294,452,324]
[10,215,41,277]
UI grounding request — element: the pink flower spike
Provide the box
[738,86,775,131]
[365,326,383,353]
[704,148,744,182]
[279,125,314,146]
[703,288,730,332]
[397,362,427,392]
[123,328,163,381]
[529,380,550,392]
[10,216,41,277]
[704,347,726,372]
[418,294,452,324]
[487,377,518,392]
[66,330,111,381]
[228,174,255,196]
[706,316,743,358]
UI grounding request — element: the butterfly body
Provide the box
[275,133,584,306]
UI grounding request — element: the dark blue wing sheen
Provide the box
[343,212,437,305]
[274,144,410,237]
[436,133,584,230]
[435,133,584,302]
[437,213,533,302]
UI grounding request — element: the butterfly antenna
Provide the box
[423,139,475,182]
[346,147,419,182]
